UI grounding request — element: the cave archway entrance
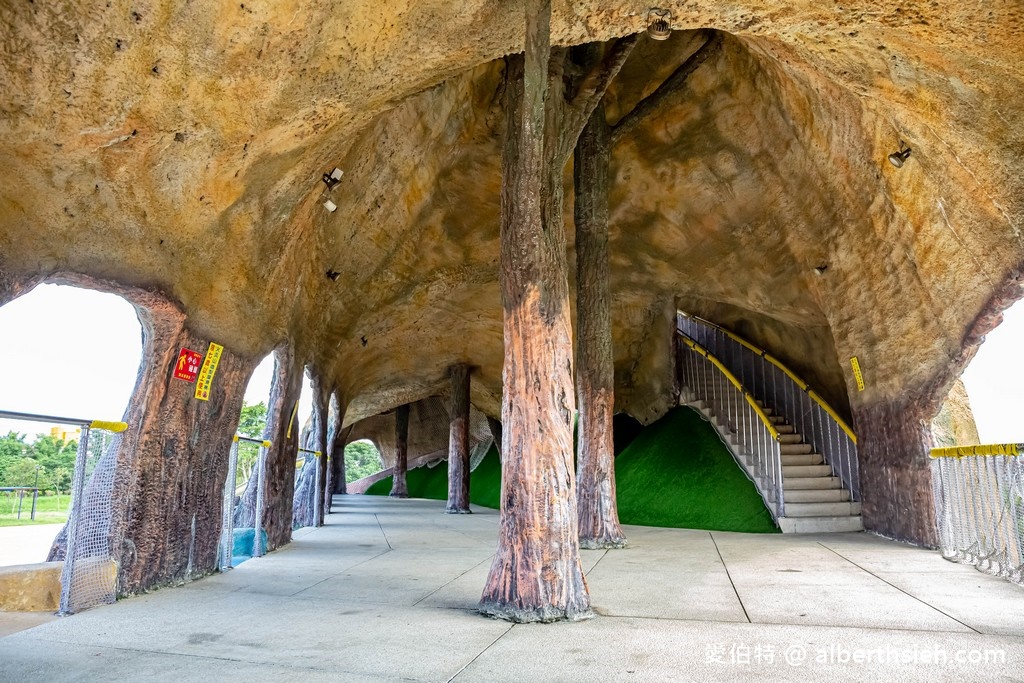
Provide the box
[958,298,1024,445]
[932,297,1024,448]
[0,282,141,568]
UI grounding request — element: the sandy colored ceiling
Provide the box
[1,1,1022,427]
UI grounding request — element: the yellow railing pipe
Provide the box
[680,313,858,444]
[680,335,780,441]
[930,444,1021,458]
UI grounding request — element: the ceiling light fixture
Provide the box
[888,142,912,168]
[321,167,343,212]
[326,270,341,281]
[646,8,672,40]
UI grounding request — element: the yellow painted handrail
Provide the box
[89,420,128,433]
[679,313,858,444]
[931,444,1021,458]
[234,435,272,448]
[680,336,780,441]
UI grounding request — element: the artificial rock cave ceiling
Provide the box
[1,1,1022,431]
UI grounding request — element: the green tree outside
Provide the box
[345,440,383,483]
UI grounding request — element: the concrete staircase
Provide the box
[680,387,862,533]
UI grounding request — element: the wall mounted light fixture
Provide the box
[888,142,912,168]
[647,8,672,40]
[321,167,343,212]
[322,168,343,190]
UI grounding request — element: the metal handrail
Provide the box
[678,335,780,440]
[0,409,128,433]
[677,313,860,502]
[677,331,785,520]
[678,314,857,443]
[931,444,1022,458]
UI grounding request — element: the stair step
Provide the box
[769,415,784,424]
[783,501,861,517]
[778,516,864,533]
[775,424,795,434]
[781,453,823,466]
[778,434,803,444]
[782,464,833,478]
[780,443,813,455]
[784,488,850,503]
[784,476,843,490]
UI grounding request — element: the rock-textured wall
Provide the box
[931,379,981,448]
[2,2,1023,545]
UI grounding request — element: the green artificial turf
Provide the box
[366,407,778,533]
[365,444,502,509]
[614,407,779,533]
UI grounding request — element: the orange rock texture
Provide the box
[1,2,1022,542]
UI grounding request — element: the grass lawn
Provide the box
[365,407,778,533]
[0,494,70,527]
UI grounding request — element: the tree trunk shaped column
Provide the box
[312,378,330,527]
[574,101,627,549]
[238,345,303,550]
[446,364,472,513]
[390,404,409,498]
[96,292,257,594]
[328,394,350,500]
[479,0,637,623]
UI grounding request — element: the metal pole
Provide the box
[252,442,267,558]
[58,426,91,616]
[32,466,40,521]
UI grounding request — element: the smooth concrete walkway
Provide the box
[1,496,1022,681]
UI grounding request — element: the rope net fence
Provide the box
[0,410,127,615]
[219,436,270,570]
[931,444,1024,586]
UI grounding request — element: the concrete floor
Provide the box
[1,495,1022,681]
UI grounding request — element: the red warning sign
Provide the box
[173,348,203,383]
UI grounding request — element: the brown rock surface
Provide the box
[2,2,1023,545]
[931,379,981,448]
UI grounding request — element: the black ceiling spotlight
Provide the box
[326,269,341,281]
[888,142,912,168]
[814,264,828,275]
[646,8,672,40]
[321,167,343,212]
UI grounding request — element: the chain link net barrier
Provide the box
[58,425,124,614]
[0,410,126,616]
[931,445,1024,586]
[219,436,269,569]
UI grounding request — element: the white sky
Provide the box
[0,282,1021,445]
[0,284,311,442]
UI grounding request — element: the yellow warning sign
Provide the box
[850,356,865,392]
[194,342,224,401]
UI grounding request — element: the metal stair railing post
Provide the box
[676,333,785,520]
[676,312,860,501]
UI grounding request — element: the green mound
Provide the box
[615,407,778,533]
[366,407,778,533]
[365,444,502,509]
